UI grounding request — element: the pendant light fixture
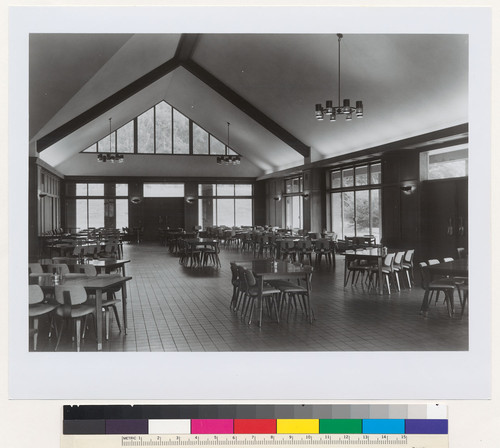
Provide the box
[97,117,124,163]
[216,121,241,165]
[315,34,363,122]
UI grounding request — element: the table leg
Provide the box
[121,282,128,334]
[377,257,383,294]
[343,257,349,287]
[95,288,103,351]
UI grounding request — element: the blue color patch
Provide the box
[362,419,405,434]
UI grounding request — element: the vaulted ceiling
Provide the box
[30,33,468,178]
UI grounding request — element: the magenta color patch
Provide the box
[191,419,234,434]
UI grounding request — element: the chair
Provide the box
[402,249,415,287]
[76,265,122,338]
[29,263,44,274]
[457,282,469,318]
[274,266,314,323]
[201,241,221,268]
[229,263,242,311]
[242,269,280,327]
[345,259,372,286]
[392,251,406,291]
[368,253,396,294]
[418,262,456,318]
[296,240,313,265]
[314,239,334,266]
[29,285,57,351]
[54,285,96,351]
[281,240,297,262]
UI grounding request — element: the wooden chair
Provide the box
[29,263,44,274]
[242,269,280,327]
[29,285,57,351]
[369,253,396,294]
[392,251,406,291]
[418,262,456,318]
[402,249,415,287]
[314,239,334,266]
[54,285,96,351]
[274,266,314,323]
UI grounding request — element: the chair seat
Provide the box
[56,304,95,318]
[29,303,57,317]
[277,283,307,293]
[429,280,456,290]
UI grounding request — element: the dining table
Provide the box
[233,259,313,324]
[427,258,468,278]
[33,274,132,351]
[40,258,130,276]
[343,247,384,294]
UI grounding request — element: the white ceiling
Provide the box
[31,33,468,177]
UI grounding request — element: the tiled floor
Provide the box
[32,242,468,352]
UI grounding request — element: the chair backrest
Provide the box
[383,253,395,269]
[230,263,239,285]
[443,257,454,262]
[418,261,430,289]
[427,259,440,266]
[404,249,414,263]
[243,269,259,296]
[237,266,248,293]
[29,263,44,274]
[29,285,45,305]
[394,251,405,265]
[457,247,466,259]
[46,263,70,275]
[54,285,88,306]
[76,265,97,276]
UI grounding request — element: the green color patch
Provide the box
[319,419,363,434]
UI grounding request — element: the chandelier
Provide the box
[97,117,124,163]
[315,34,363,122]
[216,122,241,165]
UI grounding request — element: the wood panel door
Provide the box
[142,198,185,241]
[420,178,468,261]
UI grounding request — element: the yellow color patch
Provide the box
[276,419,320,434]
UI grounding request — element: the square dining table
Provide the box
[34,274,132,351]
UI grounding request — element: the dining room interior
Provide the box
[25,31,473,354]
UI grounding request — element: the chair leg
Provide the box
[112,305,122,333]
[33,317,39,351]
[75,318,82,352]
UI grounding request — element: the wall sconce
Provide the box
[130,196,142,204]
[185,196,196,204]
[400,185,414,195]
[273,195,282,202]
[301,193,310,198]
[38,192,47,198]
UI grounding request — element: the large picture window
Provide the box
[284,176,303,230]
[329,162,382,243]
[198,183,253,228]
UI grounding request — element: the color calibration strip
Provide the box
[63,404,447,435]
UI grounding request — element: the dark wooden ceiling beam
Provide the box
[37,58,180,152]
[181,60,311,158]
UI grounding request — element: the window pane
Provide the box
[198,184,216,196]
[331,170,341,189]
[117,121,134,153]
[173,109,189,154]
[76,183,87,196]
[210,135,226,155]
[285,180,293,194]
[76,199,88,231]
[192,123,209,155]
[235,184,252,196]
[216,199,235,226]
[217,184,234,196]
[143,183,185,197]
[116,183,128,196]
[342,168,354,188]
[355,190,370,236]
[292,196,302,229]
[355,165,368,186]
[292,177,301,193]
[331,192,342,237]
[88,184,104,196]
[370,189,381,244]
[88,199,104,228]
[342,191,355,236]
[156,101,172,154]
[370,163,382,184]
[83,144,97,153]
[97,132,116,153]
[116,199,129,230]
[227,147,237,156]
[199,198,216,228]
[428,160,467,179]
[235,199,253,227]
[138,108,155,153]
